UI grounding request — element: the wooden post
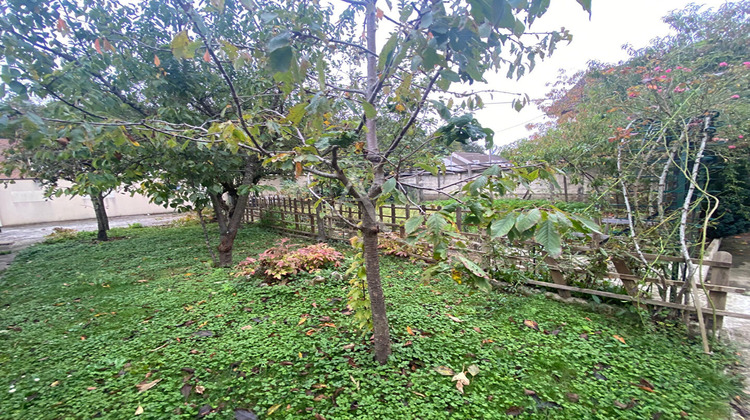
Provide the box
[293,199,300,231]
[455,207,463,233]
[707,251,732,333]
[612,258,640,300]
[315,204,326,242]
[544,256,571,298]
[390,203,396,227]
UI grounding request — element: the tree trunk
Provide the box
[92,191,109,241]
[209,157,258,268]
[361,202,391,363]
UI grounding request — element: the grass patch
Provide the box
[0,224,741,419]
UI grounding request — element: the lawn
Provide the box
[0,224,741,419]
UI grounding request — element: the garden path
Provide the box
[0,213,182,272]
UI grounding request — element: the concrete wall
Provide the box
[0,179,174,227]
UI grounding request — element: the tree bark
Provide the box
[361,201,392,363]
[209,156,258,267]
[92,191,110,241]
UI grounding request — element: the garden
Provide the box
[0,223,742,419]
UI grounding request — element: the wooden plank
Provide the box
[544,256,570,298]
[707,251,732,331]
[517,278,750,320]
[612,258,639,299]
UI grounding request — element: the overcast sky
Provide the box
[467,0,729,146]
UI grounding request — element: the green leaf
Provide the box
[316,57,326,90]
[267,32,292,52]
[210,0,225,12]
[404,215,424,235]
[571,214,602,234]
[286,102,307,125]
[457,255,489,279]
[381,178,396,195]
[490,213,516,238]
[515,208,541,232]
[534,219,562,257]
[362,102,376,119]
[378,33,399,71]
[268,46,293,73]
[576,0,592,17]
[171,30,194,59]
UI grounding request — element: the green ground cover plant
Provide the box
[0,225,741,419]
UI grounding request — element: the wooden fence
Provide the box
[245,196,748,327]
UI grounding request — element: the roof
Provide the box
[443,152,512,173]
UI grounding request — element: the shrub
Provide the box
[43,227,79,243]
[235,239,343,284]
[378,232,432,260]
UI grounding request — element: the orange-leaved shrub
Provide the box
[235,239,343,284]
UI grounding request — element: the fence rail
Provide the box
[245,196,744,326]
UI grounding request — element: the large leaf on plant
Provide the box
[404,215,424,235]
[268,46,293,73]
[171,30,194,59]
[490,213,516,238]
[457,255,488,279]
[571,214,602,234]
[515,208,541,232]
[534,219,562,257]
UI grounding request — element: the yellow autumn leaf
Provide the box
[613,334,626,344]
[154,54,161,67]
[267,404,282,416]
[406,326,414,336]
[395,103,406,112]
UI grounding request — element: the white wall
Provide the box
[0,179,173,227]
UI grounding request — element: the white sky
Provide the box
[466,0,729,146]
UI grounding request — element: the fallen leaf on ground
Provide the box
[523,319,539,330]
[434,366,455,376]
[467,365,480,377]
[50,381,60,387]
[406,326,414,335]
[506,406,523,416]
[452,372,470,394]
[446,314,463,323]
[195,385,206,394]
[86,386,97,391]
[267,404,282,416]
[136,378,162,393]
[198,404,212,417]
[241,325,253,331]
[135,405,144,415]
[566,393,579,402]
[342,343,355,350]
[524,389,536,396]
[613,334,626,344]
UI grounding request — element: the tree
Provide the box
[252,0,591,363]
[1,102,144,241]
[0,0,302,264]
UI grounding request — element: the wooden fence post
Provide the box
[315,204,327,242]
[455,207,463,233]
[544,256,571,298]
[707,251,732,333]
[612,258,639,298]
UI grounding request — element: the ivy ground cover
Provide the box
[0,224,741,419]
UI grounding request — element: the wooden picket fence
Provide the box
[245,196,748,327]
